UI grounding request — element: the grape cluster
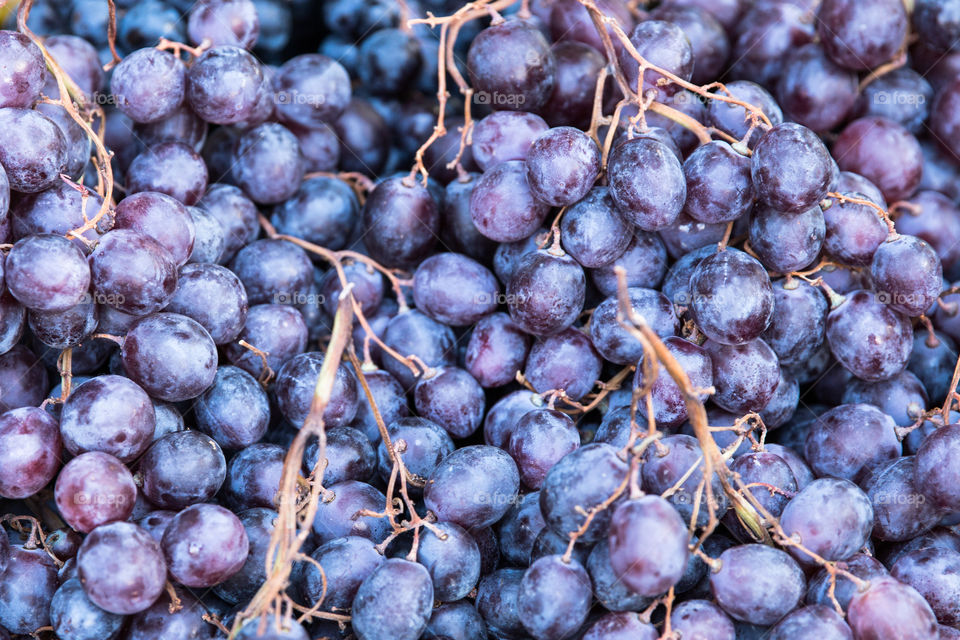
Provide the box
[2,0,960,639]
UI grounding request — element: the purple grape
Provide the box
[54,452,136,534]
[0,406,61,499]
[232,123,305,205]
[223,443,284,511]
[806,553,888,613]
[507,249,586,336]
[465,312,532,388]
[826,290,913,382]
[730,451,798,521]
[77,522,166,614]
[608,495,689,596]
[749,202,825,273]
[493,227,549,284]
[871,235,942,317]
[819,0,907,70]
[224,304,308,377]
[0,292,24,355]
[702,338,779,412]
[916,423,960,511]
[113,191,197,267]
[305,426,375,485]
[28,299,98,349]
[135,510,176,544]
[288,122,339,173]
[484,389,541,449]
[134,102,208,153]
[780,477,874,565]
[312,480,390,544]
[834,117,923,203]
[275,351,358,428]
[517,554,591,640]
[471,160,551,243]
[508,408,579,489]
[441,174,498,261]
[0,547,57,633]
[658,211,728,260]
[585,539,653,612]
[652,5,729,84]
[198,184,259,262]
[375,417,453,490]
[641,433,727,527]
[524,327,602,401]
[188,0,259,49]
[299,534,382,614]
[122,313,218,402]
[759,368,800,428]
[412,253,499,326]
[467,20,555,112]
[591,230,668,296]
[559,186,633,269]
[186,46,266,125]
[476,568,525,637]
[683,141,754,224]
[0,31,44,109]
[382,309,456,389]
[139,430,226,509]
[194,366,269,450]
[854,68,933,135]
[863,456,939,542]
[50,578,125,640]
[271,176,358,251]
[804,403,900,481]
[362,176,440,269]
[110,48,185,124]
[350,368,409,443]
[422,601,487,640]
[273,54,351,128]
[88,229,178,316]
[776,43,859,132]
[4,234,89,312]
[607,137,686,231]
[9,177,103,249]
[230,238,313,307]
[161,503,249,588]
[891,547,960,626]
[730,2,816,86]
[670,600,736,640]
[751,123,832,214]
[424,445,520,529]
[165,263,248,345]
[704,81,782,151]
[414,366,485,439]
[590,288,678,364]
[500,491,547,565]
[524,126,600,207]
[762,279,828,368]
[125,589,211,640]
[710,544,805,625]
[842,369,928,427]
[847,577,939,640]
[0,345,48,411]
[822,194,889,267]
[60,375,155,462]
[619,20,694,98]
[126,142,208,206]
[542,41,605,129]
[335,99,392,177]
[415,521,481,601]
[690,248,774,345]
[471,111,548,171]
[351,559,433,640]
[767,604,853,640]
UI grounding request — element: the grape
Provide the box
[188,0,259,49]
[806,553,888,613]
[300,534,383,613]
[484,389,541,449]
[166,265,248,346]
[507,249,585,336]
[465,312,531,388]
[659,211,728,260]
[822,194,889,267]
[440,174,497,261]
[187,46,266,125]
[818,0,907,71]
[652,6,729,85]
[224,304,308,377]
[493,228,549,284]
[414,367,485,439]
[683,141,755,224]
[476,568,525,637]
[780,477,874,565]
[362,176,440,268]
[350,368,409,443]
[0,292,24,355]
[833,117,923,203]
[382,309,456,389]
[412,253,499,326]
[357,28,421,97]
[230,239,313,307]
[590,231,669,296]
[705,81,783,150]
[54,452,136,534]
[508,408,579,489]
[135,510,176,544]
[288,122,339,173]
[751,123,832,214]
[119,0,184,49]
[0,547,58,633]
[500,491,547,565]
[776,43,858,132]
[891,547,960,626]
[125,589,211,640]
[271,176,358,251]
[854,69,933,135]
[517,554,592,640]
[472,525,500,576]
[767,605,853,640]
[690,248,774,345]
[223,443,284,510]
[472,112,548,172]
[89,229,178,316]
[620,20,694,98]
[126,142,208,206]
[826,290,913,382]
[198,184,259,262]
[273,53,351,128]
[861,454,939,544]
[470,160,551,243]
[584,540,651,613]
[467,20,555,112]
[114,191,198,267]
[871,235,942,317]
[122,313,218,402]
[60,375,154,462]
[416,521,481,601]
[559,186,633,269]
[9,177,103,250]
[0,406,61,499]
[351,559,433,640]
[640,433,726,526]
[804,403,900,481]
[842,370,928,427]
[422,601,487,640]
[670,599,736,640]
[319,262,383,319]
[931,80,960,160]
[110,48,185,124]
[847,576,939,640]
[523,327,602,401]
[424,445,520,529]
[590,288,677,364]
[0,31,44,109]
[762,279,828,368]
[6,234,89,315]
[275,351,358,428]
[139,430,226,509]
[607,137,686,231]
[50,578,125,640]
[549,0,632,51]
[543,42,605,129]
[710,543,806,625]
[608,495,689,596]
[910,331,958,410]
[161,503,248,588]
[312,480,390,544]
[704,338,780,413]
[731,2,816,84]
[913,0,960,52]
[896,191,960,280]
[916,423,960,511]
[0,345,49,411]
[748,203,825,273]
[524,126,600,207]
[232,122,305,205]
[305,426,375,485]
[730,451,798,521]
[77,521,166,614]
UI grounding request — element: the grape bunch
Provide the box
[2,0,960,639]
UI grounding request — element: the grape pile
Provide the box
[3,0,960,639]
